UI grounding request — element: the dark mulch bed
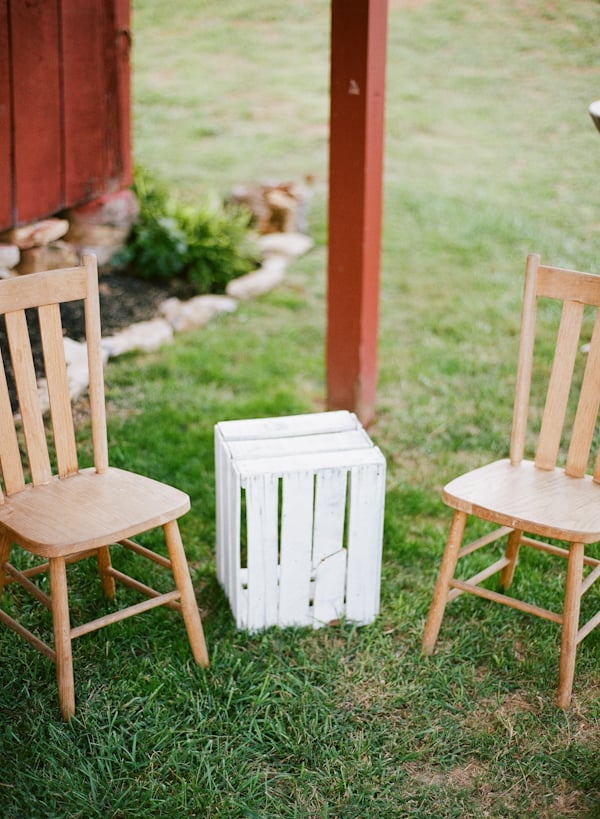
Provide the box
[1,268,198,410]
[63,268,197,340]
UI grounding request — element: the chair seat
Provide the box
[443,458,600,544]
[0,467,191,557]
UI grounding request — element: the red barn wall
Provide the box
[0,0,131,231]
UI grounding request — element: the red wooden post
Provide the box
[326,0,388,427]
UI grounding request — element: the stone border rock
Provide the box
[49,231,314,410]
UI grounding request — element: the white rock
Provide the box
[0,244,20,269]
[35,338,94,412]
[262,254,288,276]
[46,240,79,269]
[36,378,50,414]
[4,218,69,248]
[67,224,130,266]
[63,338,93,402]
[257,231,314,258]
[102,318,174,358]
[63,337,88,367]
[16,240,77,275]
[160,294,237,332]
[226,262,286,300]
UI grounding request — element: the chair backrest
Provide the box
[0,255,108,499]
[510,253,600,479]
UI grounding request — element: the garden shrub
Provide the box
[117,167,260,293]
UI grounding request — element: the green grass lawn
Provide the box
[1,1,600,816]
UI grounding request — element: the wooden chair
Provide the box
[0,255,208,719]
[422,253,600,708]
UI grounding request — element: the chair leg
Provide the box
[422,510,467,655]
[163,520,209,668]
[96,545,116,600]
[557,541,584,709]
[49,557,75,720]
[0,532,10,597]
[500,528,522,591]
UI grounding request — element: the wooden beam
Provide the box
[326,0,388,426]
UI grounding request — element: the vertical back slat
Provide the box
[567,308,600,478]
[535,300,584,471]
[0,350,25,497]
[38,303,78,477]
[5,310,52,485]
[83,255,108,473]
[510,254,540,464]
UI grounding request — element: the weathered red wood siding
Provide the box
[1,0,131,231]
[0,0,11,229]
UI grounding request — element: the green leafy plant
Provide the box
[177,200,260,293]
[117,166,260,292]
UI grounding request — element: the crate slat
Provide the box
[278,472,314,627]
[246,473,279,631]
[215,410,357,440]
[346,463,387,624]
[313,549,347,626]
[313,468,348,566]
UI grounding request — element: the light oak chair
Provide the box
[423,253,600,708]
[0,255,208,719]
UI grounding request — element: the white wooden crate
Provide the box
[215,411,386,631]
